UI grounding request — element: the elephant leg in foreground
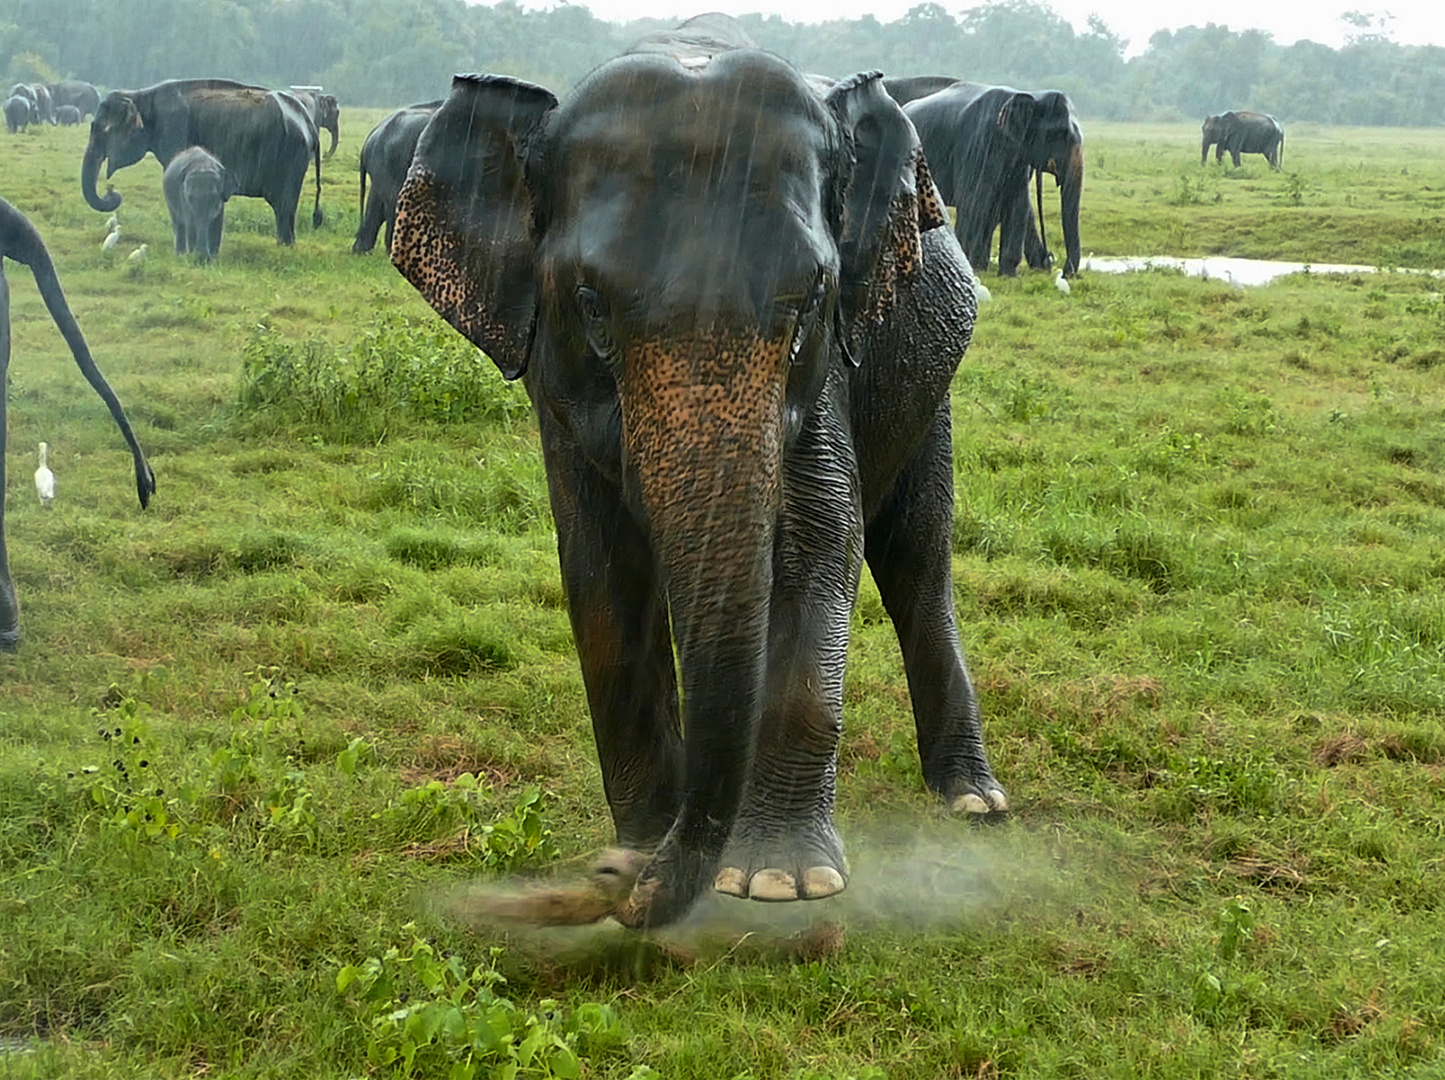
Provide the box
[539,406,685,854]
[866,406,1007,813]
[716,378,862,902]
[1,273,16,650]
[353,182,386,254]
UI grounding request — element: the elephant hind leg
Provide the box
[865,404,1006,816]
[353,185,385,254]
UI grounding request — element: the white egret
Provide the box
[101,227,121,252]
[127,244,148,263]
[34,443,55,506]
[1055,269,1071,295]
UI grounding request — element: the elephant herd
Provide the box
[5,80,99,132]
[0,14,1300,931]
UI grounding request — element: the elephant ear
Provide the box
[825,72,948,359]
[391,74,557,380]
[996,91,1038,144]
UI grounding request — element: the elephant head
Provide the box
[82,93,150,212]
[998,89,1083,276]
[317,94,339,157]
[392,58,944,926]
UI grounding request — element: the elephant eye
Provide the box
[576,286,616,359]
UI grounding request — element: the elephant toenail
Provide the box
[748,869,799,902]
[714,866,748,897]
[986,789,1010,812]
[801,866,846,899]
[951,792,990,815]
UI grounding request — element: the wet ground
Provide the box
[1080,255,1445,287]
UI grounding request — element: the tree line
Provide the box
[2,0,1443,125]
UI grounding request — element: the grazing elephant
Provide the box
[4,96,29,133]
[55,104,81,126]
[163,146,237,259]
[391,14,1005,930]
[290,89,339,158]
[81,79,322,245]
[0,196,155,651]
[352,100,441,254]
[901,82,1084,278]
[47,79,101,120]
[1201,111,1283,169]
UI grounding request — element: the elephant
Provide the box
[55,104,81,126]
[29,83,54,124]
[81,79,323,245]
[47,79,100,120]
[1201,111,1283,169]
[352,100,441,255]
[390,13,1006,930]
[289,89,339,158]
[900,82,1083,278]
[163,146,237,259]
[0,196,155,651]
[4,96,29,133]
[882,75,960,106]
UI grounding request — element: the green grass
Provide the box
[1,116,1444,1078]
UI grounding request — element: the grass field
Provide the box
[1,111,1443,1079]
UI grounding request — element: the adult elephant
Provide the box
[48,79,100,121]
[882,74,959,106]
[290,89,339,158]
[352,100,440,254]
[1201,111,1283,170]
[81,79,322,245]
[902,81,1083,278]
[0,196,155,651]
[28,84,54,124]
[4,96,29,133]
[391,14,1005,930]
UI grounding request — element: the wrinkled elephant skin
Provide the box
[391,15,1006,929]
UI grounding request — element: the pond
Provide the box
[1079,255,1445,287]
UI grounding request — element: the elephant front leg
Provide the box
[539,410,683,854]
[866,404,1007,815]
[1,277,17,651]
[716,402,862,903]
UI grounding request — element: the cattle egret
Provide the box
[974,280,993,304]
[34,443,55,506]
[127,244,148,263]
[1055,270,1071,295]
[104,213,119,233]
[101,227,121,252]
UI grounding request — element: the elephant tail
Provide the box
[311,132,323,228]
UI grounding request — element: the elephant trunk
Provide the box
[1201,133,1210,167]
[1058,141,1083,278]
[81,141,121,212]
[325,123,338,159]
[617,329,786,922]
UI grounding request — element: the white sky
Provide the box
[529,0,1445,57]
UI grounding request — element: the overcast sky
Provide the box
[537,0,1445,57]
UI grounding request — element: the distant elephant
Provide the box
[81,79,322,245]
[900,82,1084,278]
[29,83,54,124]
[4,95,29,133]
[47,79,100,120]
[391,14,1005,931]
[1201,111,1283,169]
[0,196,155,651]
[164,146,237,259]
[54,104,81,126]
[289,89,339,158]
[882,74,960,106]
[352,100,440,254]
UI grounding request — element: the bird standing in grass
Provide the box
[1055,269,1071,295]
[101,225,121,252]
[34,443,55,506]
[127,244,148,264]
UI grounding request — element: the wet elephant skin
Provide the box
[391,15,1007,929]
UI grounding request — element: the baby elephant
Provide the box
[162,147,237,259]
[4,95,29,133]
[55,104,81,126]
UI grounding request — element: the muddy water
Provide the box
[1080,255,1445,287]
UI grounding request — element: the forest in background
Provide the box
[1,0,1443,124]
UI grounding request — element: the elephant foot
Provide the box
[611,840,722,930]
[938,772,1009,816]
[713,819,849,903]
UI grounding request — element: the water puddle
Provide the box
[1081,255,1445,288]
